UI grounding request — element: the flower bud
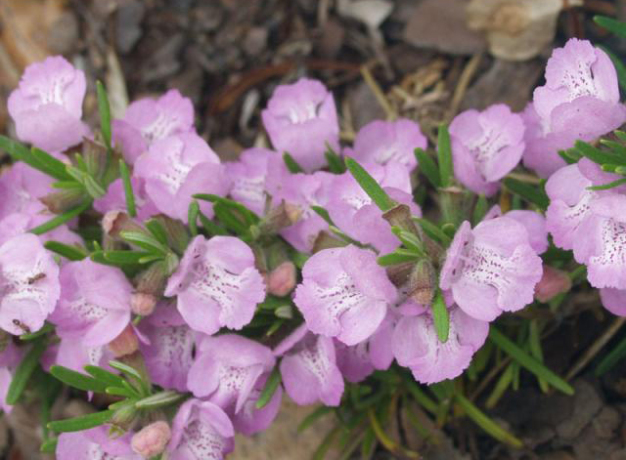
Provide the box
[110,400,139,431]
[267,261,297,297]
[407,259,436,306]
[133,260,171,306]
[257,201,303,236]
[40,188,84,213]
[312,231,346,253]
[131,292,157,316]
[131,421,171,459]
[102,211,144,239]
[383,203,417,233]
[151,216,190,256]
[534,265,571,303]
[108,324,139,357]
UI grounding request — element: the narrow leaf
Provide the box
[135,390,186,409]
[502,178,549,209]
[588,177,626,191]
[40,437,58,453]
[119,160,137,218]
[188,201,200,236]
[437,124,453,187]
[30,200,92,235]
[594,15,626,38]
[595,335,626,376]
[414,148,441,188]
[31,147,74,181]
[413,218,452,246]
[345,157,395,211]
[50,365,109,393]
[6,340,47,405]
[326,149,346,174]
[84,365,125,387]
[377,250,421,266]
[489,327,574,395]
[96,81,112,151]
[431,290,450,343]
[44,241,87,261]
[145,219,170,247]
[283,152,304,173]
[256,367,282,409]
[472,195,489,225]
[48,410,114,433]
[575,140,620,165]
[103,250,155,265]
[119,231,168,256]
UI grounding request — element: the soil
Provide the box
[1,0,626,459]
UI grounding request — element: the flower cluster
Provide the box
[0,35,624,459]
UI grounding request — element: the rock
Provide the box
[403,0,487,56]
[467,0,583,61]
[115,0,145,54]
[460,58,543,112]
[337,0,394,29]
[555,380,602,441]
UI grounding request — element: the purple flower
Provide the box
[168,399,235,460]
[294,245,397,345]
[572,194,626,289]
[345,119,427,170]
[600,288,626,316]
[0,342,23,413]
[335,340,374,383]
[523,39,626,178]
[49,259,132,347]
[57,427,140,460]
[449,104,525,196]
[274,325,344,406]
[392,306,489,384]
[112,89,194,164]
[483,205,549,255]
[545,163,597,251]
[225,148,275,216]
[165,236,266,335]
[139,304,195,392]
[231,371,283,435]
[440,218,543,321]
[326,163,419,252]
[8,56,89,153]
[262,78,340,172]
[187,334,275,412]
[51,336,112,373]
[0,163,53,220]
[134,133,230,223]
[0,234,60,335]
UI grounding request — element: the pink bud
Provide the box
[534,265,572,303]
[131,421,171,458]
[268,261,297,297]
[131,292,157,316]
[108,324,139,357]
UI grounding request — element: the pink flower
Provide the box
[168,399,235,460]
[325,163,419,252]
[392,306,489,384]
[483,205,549,254]
[49,259,132,347]
[0,163,53,220]
[345,119,427,170]
[600,288,626,316]
[523,39,626,178]
[449,104,525,196]
[94,177,159,221]
[8,56,89,152]
[231,372,283,435]
[267,261,297,297]
[225,147,276,215]
[535,266,572,303]
[57,427,140,460]
[294,245,397,345]
[440,218,543,321]
[274,325,344,406]
[165,235,266,335]
[262,78,339,172]
[134,133,230,223]
[139,305,194,392]
[112,89,194,164]
[0,234,60,335]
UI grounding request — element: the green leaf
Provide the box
[595,335,626,376]
[325,149,346,174]
[197,211,228,236]
[213,202,250,235]
[489,327,574,395]
[145,219,170,247]
[390,227,425,254]
[48,410,114,433]
[402,376,438,414]
[437,124,453,187]
[298,406,334,433]
[588,177,626,191]
[455,393,523,448]
[84,365,125,387]
[44,241,87,261]
[558,148,580,165]
[0,134,30,162]
[193,194,259,225]
[102,250,155,265]
[40,437,58,453]
[31,147,74,181]
[119,231,168,256]
[255,367,282,409]
[377,250,421,266]
[30,200,92,235]
[594,15,626,38]
[345,157,395,211]
[6,340,47,405]
[283,152,304,173]
[472,195,489,225]
[105,386,137,398]
[575,140,620,165]
[50,365,109,393]
[20,322,55,341]
[413,218,452,246]
[96,81,112,151]
[119,160,137,218]
[135,390,186,409]
[503,178,549,209]
[414,148,441,188]
[431,290,450,343]
[109,360,150,396]
[310,205,334,226]
[188,201,200,237]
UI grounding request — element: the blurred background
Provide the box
[0,1,625,459]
